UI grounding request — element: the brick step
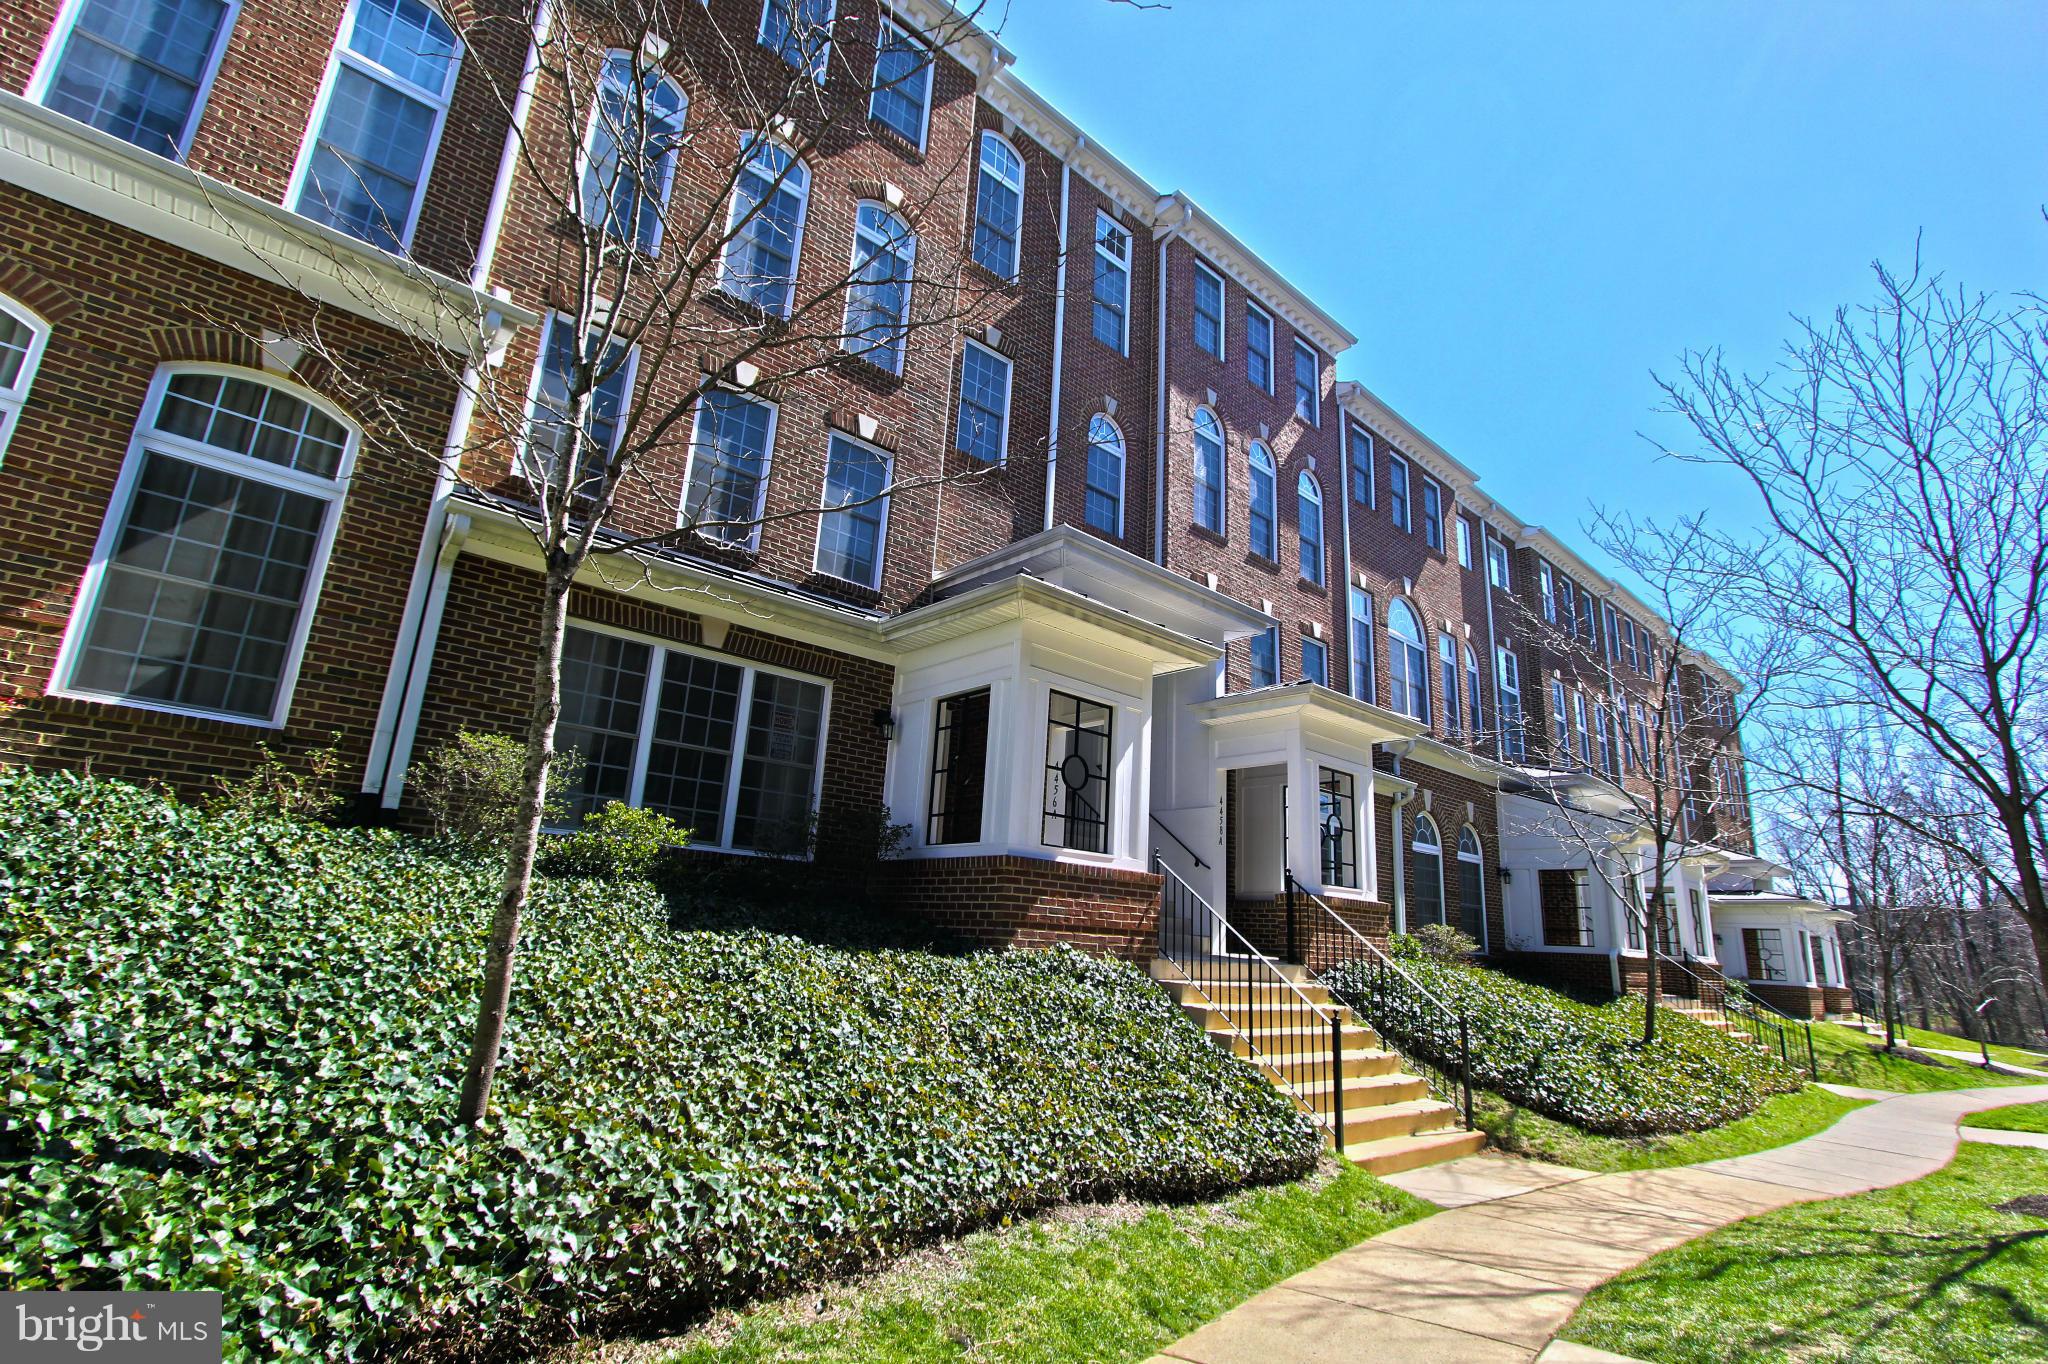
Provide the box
[1207,1023,1381,1057]
[1286,1071,1434,1115]
[1151,957,1312,985]
[1340,1127,1489,1175]
[1256,1047,1405,1083]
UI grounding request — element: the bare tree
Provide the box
[211,0,1062,1122]
[1652,249,2048,991]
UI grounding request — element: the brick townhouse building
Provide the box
[0,0,1831,1002]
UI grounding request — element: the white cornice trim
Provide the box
[1335,380,1481,496]
[882,0,1013,80]
[982,70,1158,223]
[0,92,536,357]
[1162,192,1355,356]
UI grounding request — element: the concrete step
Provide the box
[1207,1023,1381,1057]
[1257,1047,1405,1084]
[1158,978,1337,1009]
[1152,957,1311,984]
[1178,1000,1355,1033]
[1287,1071,1434,1116]
[1340,1126,1488,1175]
[1309,1096,1459,1143]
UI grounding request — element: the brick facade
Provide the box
[877,854,1162,962]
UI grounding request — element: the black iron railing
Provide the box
[1286,872,1477,1131]
[1660,955,1818,1079]
[1149,813,1210,870]
[1154,856,1350,1148]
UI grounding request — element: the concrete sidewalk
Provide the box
[1146,1083,2048,1364]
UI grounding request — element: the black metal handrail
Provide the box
[1286,872,1477,1131]
[1149,813,1210,870]
[1154,856,1349,1148]
[1684,963,1818,1078]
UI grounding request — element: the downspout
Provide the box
[1152,197,1194,566]
[360,0,552,808]
[1042,155,1071,530]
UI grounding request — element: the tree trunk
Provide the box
[456,566,573,1126]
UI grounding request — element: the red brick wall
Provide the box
[1497,950,1616,1000]
[1750,982,1828,1020]
[0,190,457,797]
[877,854,1162,963]
[1382,762,1505,954]
[406,554,894,825]
[1230,892,1392,971]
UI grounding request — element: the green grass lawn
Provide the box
[1964,1102,2048,1134]
[1890,1023,2048,1073]
[616,1163,1429,1364]
[1562,1142,2048,1363]
[1808,1019,2035,1092]
[1475,1086,1869,1173]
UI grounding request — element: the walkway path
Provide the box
[1146,1083,2048,1364]
[1918,1046,2048,1078]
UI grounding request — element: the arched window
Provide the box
[57,368,358,725]
[1084,413,1124,536]
[972,131,1023,280]
[1297,472,1323,585]
[0,295,50,466]
[1247,441,1275,559]
[294,0,463,251]
[1456,825,1486,944]
[844,201,916,374]
[581,51,688,254]
[1463,644,1482,741]
[33,0,240,158]
[1191,407,1224,533]
[1437,633,1459,734]
[1411,812,1444,929]
[1387,599,1427,722]
[721,135,810,318]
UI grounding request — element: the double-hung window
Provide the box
[844,201,915,373]
[1247,441,1276,559]
[1348,422,1374,505]
[815,432,890,588]
[1192,260,1224,359]
[1297,473,1323,585]
[294,0,461,251]
[1594,700,1612,775]
[1092,212,1131,352]
[1084,414,1124,536]
[682,389,776,549]
[1249,625,1278,688]
[1550,678,1569,756]
[1560,578,1577,634]
[1191,407,1224,533]
[1496,647,1524,761]
[1245,303,1273,392]
[581,52,688,254]
[0,297,50,466]
[1538,560,1556,621]
[1388,600,1427,722]
[1293,338,1319,425]
[1577,590,1596,642]
[1421,478,1444,550]
[1300,636,1328,686]
[1388,455,1411,531]
[1348,586,1374,703]
[721,136,810,317]
[927,688,990,845]
[1464,644,1482,739]
[868,19,931,147]
[1043,690,1112,854]
[1318,767,1359,891]
[1455,517,1472,568]
[955,339,1011,463]
[523,313,633,499]
[1486,535,1511,590]
[971,132,1023,280]
[35,0,238,158]
[58,368,355,725]
[758,0,834,81]
[558,624,827,852]
[1438,633,1460,734]
[1572,690,1592,766]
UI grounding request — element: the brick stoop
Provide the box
[1150,959,1485,1175]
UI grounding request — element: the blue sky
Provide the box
[994,0,2047,579]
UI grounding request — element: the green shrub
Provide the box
[0,769,1314,1361]
[204,737,347,821]
[539,800,688,881]
[1324,940,1803,1135]
[1406,924,1480,960]
[406,729,581,845]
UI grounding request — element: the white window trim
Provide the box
[1085,411,1127,538]
[1300,635,1328,686]
[1191,405,1225,534]
[757,0,835,83]
[842,199,916,375]
[868,17,932,150]
[1457,824,1488,951]
[577,50,689,256]
[287,0,463,253]
[1245,300,1274,393]
[1247,439,1277,561]
[811,427,894,591]
[0,294,52,467]
[514,311,640,487]
[1421,476,1444,550]
[1092,209,1132,356]
[1348,586,1375,704]
[973,130,1024,283]
[1192,257,1226,361]
[1348,421,1375,507]
[29,0,243,160]
[678,382,781,552]
[565,616,833,854]
[49,363,359,729]
[719,132,812,320]
[1387,453,1411,531]
[1297,471,1324,586]
[956,336,1013,465]
[1388,598,1428,723]
[1539,559,1557,622]
[1487,533,1512,591]
[1293,337,1320,426]
[1455,516,1473,569]
[1250,622,1280,688]
[1496,646,1522,759]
